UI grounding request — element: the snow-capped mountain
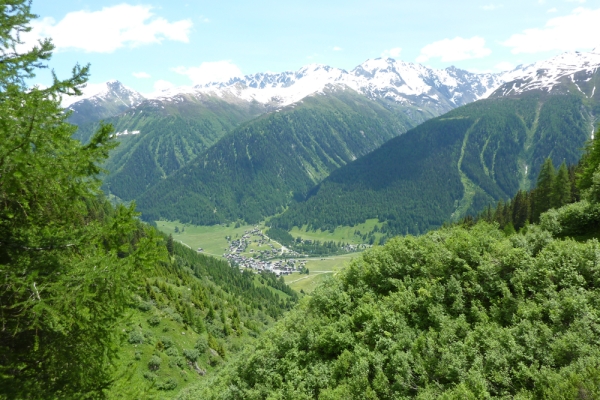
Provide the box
[65,80,146,126]
[68,49,600,128]
[151,59,504,119]
[490,48,600,98]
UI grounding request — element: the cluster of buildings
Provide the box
[220,227,304,276]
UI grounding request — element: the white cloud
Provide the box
[172,61,242,86]
[133,71,151,79]
[153,80,175,92]
[333,46,343,51]
[381,47,402,58]
[502,7,600,54]
[566,0,586,3]
[547,7,558,12]
[481,4,503,10]
[416,37,491,63]
[494,61,515,71]
[21,4,192,53]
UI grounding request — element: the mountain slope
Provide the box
[75,94,267,201]
[272,89,597,235]
[180,209,600,399]
[66,80,146,126]
[135,88,413,225]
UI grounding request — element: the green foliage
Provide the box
[148,355,162,371]
[0,3,166,397]
[128,330,145,344]
[181,221,600,399]
[272,92,594,235]
[534,157,556,220]
[136,90,413,225]
[577,125,600,191]
[554,161,572,208]
[72,95,265,202]
[183,348,200,361]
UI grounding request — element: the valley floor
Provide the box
[156,221,366,293]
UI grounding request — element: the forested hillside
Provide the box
[74,94,266,201]
[273,91,596,235]
[135,89,413,225]
[179,132,600,399]
[107,236,297,399]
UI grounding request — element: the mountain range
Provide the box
[68,49,600,232]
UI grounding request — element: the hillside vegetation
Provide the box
[108,238,297,399]
[273,91,595,235]
[179,132,600,399]
[74,95,265,201]
[135,89,413,225]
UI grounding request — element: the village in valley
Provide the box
[199,226,308,276]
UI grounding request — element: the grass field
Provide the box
[290,218,385,244]
[283,252,362,293]
[156,221,260,257]
[156,220,368,294]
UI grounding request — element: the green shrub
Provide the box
[148,355,161,371]
[166,346,179,357]
[183,349,199,362]
[195,337,208,353]
[157,378,177,391]
[128,330,144,344]
[160,336,174,349]
[147,315,160,327]
[540,200,600,237]
[142,371,157,382]
[137,300,153,312]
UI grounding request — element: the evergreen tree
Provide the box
[577,126,600,191]
[167,233,174,255]
[0,2,165,397]
[533,157,556,221]
[553,161,571,207]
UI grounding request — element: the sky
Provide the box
[26,0,600,96]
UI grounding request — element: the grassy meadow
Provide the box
[156,220,368,294]
[289,218,385,244]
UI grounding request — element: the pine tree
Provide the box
[553,161,571,208]
[533,157,556,221]
[577,126,600,191]
[0,2,165,397]
[167,233,174,255]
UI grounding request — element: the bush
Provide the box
[195,337,208,353]
[147,315,160,327]
[142,371,157,382]
[160,336,174,349]
[148,355,161,371]
[156,378,177,391]
[166,346,179,357]
[128,330,144,344]
[183,349,199,362]
[540,201,600,237]
[137,300,153,312]
[169,356,186,369]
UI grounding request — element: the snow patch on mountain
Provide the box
[63,80,145,109]
[147,58,505,114]
[491,49,600,97]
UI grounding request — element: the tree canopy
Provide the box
[0,2,165,397]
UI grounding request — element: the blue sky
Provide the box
[28,0,600,95]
